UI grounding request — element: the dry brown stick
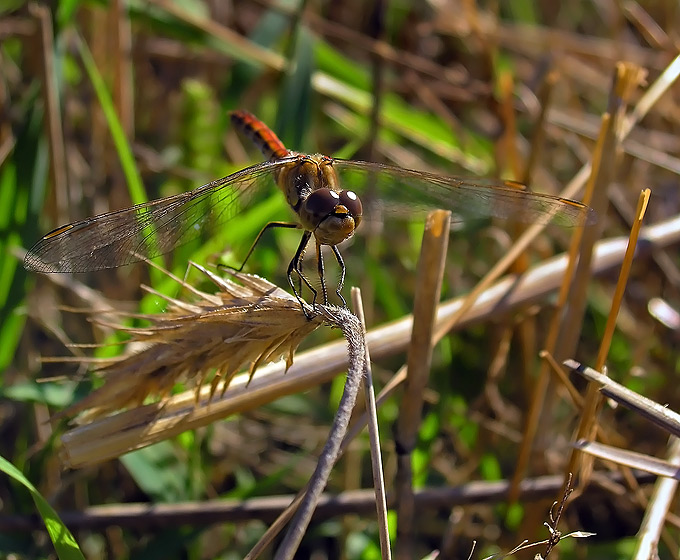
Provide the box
[555,64,642,382]
[394,209,450,560]
[0,471,655,531]
[351,287,391,560]
[565,188,651,490]
[551,66,647,507]
[510,61,653,502]
[622,2,673,51]
[633,437,680,560]
[610,184,680,291]
[498,70,522,180]
[508,107,610,502]
[28,4,69,225]
[522,69,558,187]
[566,360,680,440]
[242,306,365,560]
[111,0,134,138]
[244,292,389,560]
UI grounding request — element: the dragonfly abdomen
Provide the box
[230,110,289,161]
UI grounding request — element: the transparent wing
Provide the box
[333,160,596,227]
[24,159,295,273]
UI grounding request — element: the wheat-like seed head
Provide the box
[54,263,325,423]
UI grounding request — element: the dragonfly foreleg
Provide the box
[237,221,301,272]
[296,245,319,305]
[316,241,329,306]
[331,245,347,307]
[287,230,316,316]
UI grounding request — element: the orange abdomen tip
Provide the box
[230,110,289,161]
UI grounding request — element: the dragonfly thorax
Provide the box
[276,154,363,245]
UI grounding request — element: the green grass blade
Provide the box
[74,32,146,205]
[276,26,315,149]
[0,454,85,560]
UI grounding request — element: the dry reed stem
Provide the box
[241,304,365,560]
[632,436,680,560]
[352,287,391,560]
[28,4,69,226]
[511,60,658,502]
[564,354,680,517]
[247,289,393,560]
[566,188,650,489]
[394,209,450,560]
[0,471,652,532]
[539,351,584,410]
[504,69,555,420]
[574,439,680,481]
[507,70,559,483]
[272,306,365,560]
[59,216,680,467]
[111,0,133,138]
[557,63,640,378]
[498,71,521,181]
[567,360,680,439]
[570,432,680,558]
[508,107,611,501]
[499,66,559,507]
[611,184,680,291]
[522,70,558,187]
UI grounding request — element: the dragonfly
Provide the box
[25,110,595,310]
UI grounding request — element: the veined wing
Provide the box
[333,160,596,227]
[24,159,297,273]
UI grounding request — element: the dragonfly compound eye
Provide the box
[305,188,341,220]
[338,191,362,225]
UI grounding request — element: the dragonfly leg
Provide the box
[296,247,319,305]
[288,230,316,316]
[316,241,329,305]
[235,221,301,272]
[331,245,348,307]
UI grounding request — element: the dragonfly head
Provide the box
[302,188,363,245]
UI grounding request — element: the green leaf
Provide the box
[121,442,191,502]
[0,454,85,559]
[3,381,78,408]
[56,0,83,27]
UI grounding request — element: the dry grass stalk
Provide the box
[394,209,450,560]
[566,188,651,490]
[54,263,324,423]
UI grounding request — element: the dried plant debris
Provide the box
[53,263,325,423]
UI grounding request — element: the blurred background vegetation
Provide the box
[2,0,680,558]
